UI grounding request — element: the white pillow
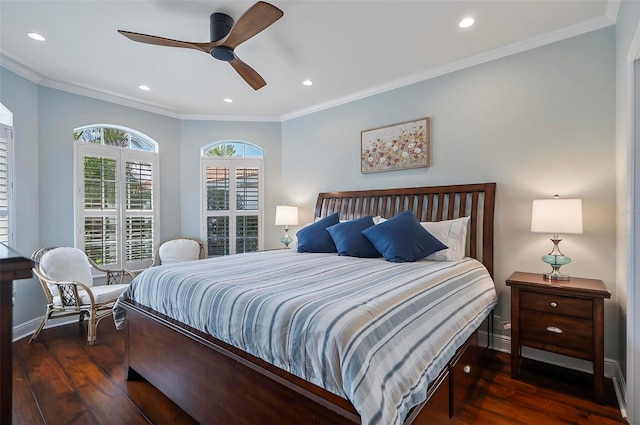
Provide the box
[40,247,94,287]
[158,239,201,264]
[421,216,470,261]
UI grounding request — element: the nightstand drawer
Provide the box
[520,291,592,319]
[520,309,593,355]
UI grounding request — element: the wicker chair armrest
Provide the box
[87,258,137,284]
[104,268,137,285]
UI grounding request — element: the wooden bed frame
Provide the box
[120,182,497,425]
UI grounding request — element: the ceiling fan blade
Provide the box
[223,1,283,50]
[118,30,219,54]
[229,55,266,90]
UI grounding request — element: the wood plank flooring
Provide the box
[12,318,626,424]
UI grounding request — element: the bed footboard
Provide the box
[122,299,491,425]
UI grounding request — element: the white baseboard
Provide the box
[13,316,79,343]
[482,330,628,420]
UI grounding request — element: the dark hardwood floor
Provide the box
[12,318,626,424]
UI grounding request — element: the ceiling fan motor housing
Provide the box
[210,12,234,42]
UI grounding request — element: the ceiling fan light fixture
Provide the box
[210,46,235,62]
[302,79,314,86]
[27,32,46,41]
[459,17,475,28]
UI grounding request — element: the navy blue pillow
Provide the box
[296,213,340,253]
[361,211,448,262]
[326,216,382,258]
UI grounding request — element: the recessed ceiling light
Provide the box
[27,32,46,41]
[139,85,150,91]
[302,80,314,86]
[459,17,475,28]
[224,98,233,103]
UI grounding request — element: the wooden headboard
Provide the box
[314,183,497,277]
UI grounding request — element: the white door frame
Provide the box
[627,19,640,425]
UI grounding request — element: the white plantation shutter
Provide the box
[82,153,118,265]
[202,155,263,256]
[235,166,260,253]
[0,126,12,245]
[75,128,158,270]
[125,157,154,263]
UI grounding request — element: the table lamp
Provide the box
[530,196,583,280]
[275,205,298,249]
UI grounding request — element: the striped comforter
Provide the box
[113,250,497,425]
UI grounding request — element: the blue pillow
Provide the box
[361,211,448,262]
[296,213,340,253]
[326,216,381,258]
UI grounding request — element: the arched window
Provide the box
[201,141,263,256]
[74,125,159,269]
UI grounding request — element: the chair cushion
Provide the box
[40,247,94,287]
[53,283,129,306]
[159,239,201,265]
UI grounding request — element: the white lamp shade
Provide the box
[531,198,583,234]
[275,205,299,226]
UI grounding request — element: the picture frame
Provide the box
[361,117,430,174]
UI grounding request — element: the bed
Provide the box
[114,182,497,425]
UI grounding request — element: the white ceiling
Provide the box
[0,1,617,121]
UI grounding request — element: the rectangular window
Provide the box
[76,143,158,270]
[202,158,262,256]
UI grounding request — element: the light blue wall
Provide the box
[281,28,618,359]
[0,68,41,325]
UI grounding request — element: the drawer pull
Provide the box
[463,365,471,374]
[546,326,563,334]
[550,302,558,308]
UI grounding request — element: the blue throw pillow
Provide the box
[361,211,448,262]
[296,213,340,253]
[326,216,381,258]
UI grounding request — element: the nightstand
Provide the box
[506,271,611,403]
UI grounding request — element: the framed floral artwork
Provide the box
[361,117,430,173]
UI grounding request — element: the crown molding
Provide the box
[606,0,621,24]
[179,113,280,122]
[0,54,42,85]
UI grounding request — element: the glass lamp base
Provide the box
[541,254,571,281]
[280,229,293,249]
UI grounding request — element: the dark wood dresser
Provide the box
[507,271,611,403]
[0,243,34,425]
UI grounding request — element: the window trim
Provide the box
[201,143,264,256]
[74,129,159,270]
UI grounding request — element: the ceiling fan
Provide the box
[118,1,283,90]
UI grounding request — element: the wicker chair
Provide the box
[30,247,136,346]
[151,238,205,266]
